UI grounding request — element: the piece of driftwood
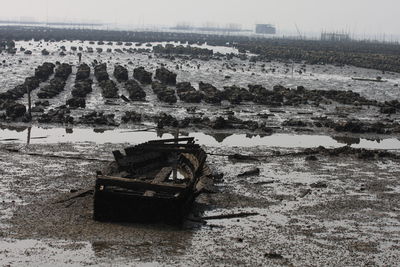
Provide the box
[190,212,260,222]
[55,189,93,204]
[351,77,387,82]
[228,153,259,161]
[237,168,261,177]
[120,94,130,102]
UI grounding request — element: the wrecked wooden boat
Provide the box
[93,137,214,224]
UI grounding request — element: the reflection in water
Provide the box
[209,133,233,143]
[0,124,26,132]
[93,129,106,133]
[1,125,400,150]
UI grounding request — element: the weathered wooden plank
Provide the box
[152,167,173,183]
[117,151,164,167]
[143,190,156,197]
[97,175,186,194]
[143,167,172,196]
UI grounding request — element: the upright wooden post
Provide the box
[27,127,31,145]
[173,128,179,181]
[26,85,32,119]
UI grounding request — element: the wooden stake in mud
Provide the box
[26,86,32,119]
[27,127,31,145]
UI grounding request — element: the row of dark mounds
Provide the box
[302,146,400,160]
[38,106,118,126]
[66,64,93,109]
[98,64,150,101]
[2,26,400,72]
[154,112,271,133]
[94,63,119,98]
[110,65,149,101]
[0,27,236,45]
[1,59,399,133]
[3,26,398,55]
[153,44,213,57]
[55,62,400,114]
[283,117,400,135]
[0,62,56,121]
[150,111,400,136]
[37,63,72,99]
[235,40,400,73]
[25,100,400,135]
[101,62,390,108]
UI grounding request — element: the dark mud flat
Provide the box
[0,31,400,266]
[1,140,400,266]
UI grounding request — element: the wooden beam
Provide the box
[152,167,173,183]
[97,175,187,194]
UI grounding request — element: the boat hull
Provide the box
[93,180,196,224]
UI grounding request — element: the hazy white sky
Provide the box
[0,0,398,36]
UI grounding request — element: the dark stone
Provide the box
[66,97,86,109]
[113,65,128,82]
[76,63,91,80]
[305,155,318,161]
[6,103,26,118]
[35,62,55,81]
[237,167,260,177]
[155,67,177,85]
[310,181,328,188]
[121,111,142,123]
[71,79,93,97]
[125,80,146,101]
[176,82,203,103]
[54,63,72,80]
[94,63,109,82]
[199,82,222,104]
[37,77,66,99]
[78,111,118,126]
[133,67,152,84]
[99,80,119,98]
[152,81,177,104]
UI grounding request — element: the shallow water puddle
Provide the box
[1,126,399,149]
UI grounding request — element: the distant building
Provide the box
[255,24,276,34]
[321,32,351,42]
